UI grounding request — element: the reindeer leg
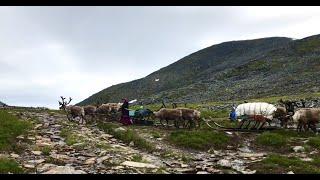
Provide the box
[311,123,317,133]
[297,122,302,132]
[188,120,193,130]
[82,115,86,125]
[303,123,308,132]
[175,119,179,129]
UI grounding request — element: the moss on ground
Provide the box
[167,129,230,150]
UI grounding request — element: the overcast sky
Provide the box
[1,6,320,109]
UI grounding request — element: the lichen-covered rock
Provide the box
[121,161,158,168]
[42,166,86,174]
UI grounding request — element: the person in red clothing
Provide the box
[119,98,132,125]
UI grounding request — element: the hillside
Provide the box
[0,101,7,107]
[77,34,320,105]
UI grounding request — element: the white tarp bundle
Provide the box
[235,102,277,120]
[129,99,137,104]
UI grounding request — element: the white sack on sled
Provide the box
[235,102,277,120]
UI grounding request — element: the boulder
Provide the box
[196,171,210,174]
[31,151,43,156]
[217,159,232,168]
[23,164,35,169]
[28,159,45,165]
[238,152,265,158]
[121,161,158,168]
[37,163,57,173]
[96,156,110,164]
[84,157,96,165]
[10,153,20,158]
[42,166,86,174]
[114,127,126,132]
[293,146,305,153]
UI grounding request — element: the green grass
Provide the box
[181,155,192,163]
[251,154,320,174]
[255,132,287,147]
[199,117,239,130]
[97,122,155,152]
[272,129,315,138]
[0,110,32,152]
[197,92,320,106]
[131,154,143,162]
[150,131,161,139]
[307,136,320,149]
[60,127,82,146]
[296,38,320,54]
[46,157,65,166]
[168,130,230,150]
[41,146,52,156]
[0,157,24,174]
[65,134,79,146]
[96,143,112,150]
[244,92,320,104]
[10,108,64,115]
[201,109,229,119]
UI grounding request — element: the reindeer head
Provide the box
[58,96,72,110]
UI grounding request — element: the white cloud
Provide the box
[0,6,320,109]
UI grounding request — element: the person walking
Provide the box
[229,104,237,121]
[120,98,133,125]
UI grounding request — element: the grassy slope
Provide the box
[0,110,32,173]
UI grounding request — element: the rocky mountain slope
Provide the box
[78,34,320,105]
[0,101,7,107]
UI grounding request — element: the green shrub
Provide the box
[131,154,143,162]
[307,137,320,149]
[201,110,229,119]
[168,130,229,150]
[60,128,82,146]
[151,132,161,139]
[41,146,52,156]
[97,122,155,152]
[0,110,32,151]
[252,154,320,174]
[256,132,287,147]
[0,158,24,174]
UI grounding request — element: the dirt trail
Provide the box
[8,110,266,174]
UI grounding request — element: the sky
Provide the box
[1,6,320,109]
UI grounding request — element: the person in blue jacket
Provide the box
[229,105,237,121]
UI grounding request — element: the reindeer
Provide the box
[58,96,85,124]
[58,96,72,110]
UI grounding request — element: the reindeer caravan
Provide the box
[204,102,283,132]
[58,96,201,129]
[58,96,123,124]
[205,99,320,133]
[58,94,319,133]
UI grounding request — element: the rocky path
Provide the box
[8,110,268,174]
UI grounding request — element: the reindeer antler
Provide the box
[67,97,72,105]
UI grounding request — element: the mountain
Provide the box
[0,101,7,107]
[77,34,320,106]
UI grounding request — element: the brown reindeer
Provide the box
[153,108,183,128]
[176,108,201,128]
[292,108,320,133]
[274,106,291,128]
[83,105,97,119]
[59,96,85,124]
